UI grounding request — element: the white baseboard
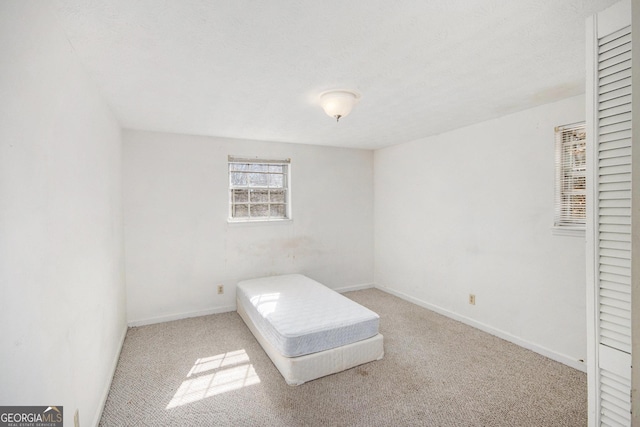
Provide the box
[92,324,127,427]
[127,305,236,327]
[126,281,374,328]
[334,282,375,293]
[126,283,374,327]
[377,286,586,373]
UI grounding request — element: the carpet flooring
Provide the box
[100,289,586,426]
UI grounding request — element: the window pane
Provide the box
[249,164,269,173]
[269,173,284,188]
[571,175,586,190]
[250,189,269,202]
[234,204,249,218]
[233,189,248,203]
[573,147,586,168]
[568,195,586,217]
[251,204,269,217]
[269,165,283,173]
[248,172,268,187]
[270,190,285,203]
[271,204,286,218]
[230,172,247,186]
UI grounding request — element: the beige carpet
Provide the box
[100,289,586,426]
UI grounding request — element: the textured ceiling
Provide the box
[52,0,618,149]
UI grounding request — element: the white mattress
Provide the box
[236,274,380,357]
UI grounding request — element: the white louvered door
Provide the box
[586,1,633,426]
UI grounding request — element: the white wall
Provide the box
[0,3,126,426]
[124,130,374,325]
[374,95,587,369]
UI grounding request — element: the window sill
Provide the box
[227,218,293,226]
[551,227,585,238]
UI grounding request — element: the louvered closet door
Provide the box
[597,25,632,358]
[588,2,633,425]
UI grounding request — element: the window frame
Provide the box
[553,122,586,236]
[227,156,291,223]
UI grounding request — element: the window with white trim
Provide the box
[228,156,290,222]
[554,123,586,232]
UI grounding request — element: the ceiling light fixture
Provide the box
[319,90,360,122]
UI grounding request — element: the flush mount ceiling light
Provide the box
[319,90,360,122]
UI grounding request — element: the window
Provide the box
[228,156,290,222]
[554,123,586,233]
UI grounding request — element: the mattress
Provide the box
[236,274,380,357]
[237,299,384,385]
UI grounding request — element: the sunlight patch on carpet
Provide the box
[166,350,260,409]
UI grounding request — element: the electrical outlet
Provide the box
[74,409,79,427]
[217,284,224,294]
[469,294,476,305]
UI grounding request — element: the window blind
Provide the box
[554,123,586,229]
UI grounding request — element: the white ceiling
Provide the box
[52,0,617,150]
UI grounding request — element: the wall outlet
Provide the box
[74,409,79,427]
[469,294,476,305]
[217,284,224,294]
